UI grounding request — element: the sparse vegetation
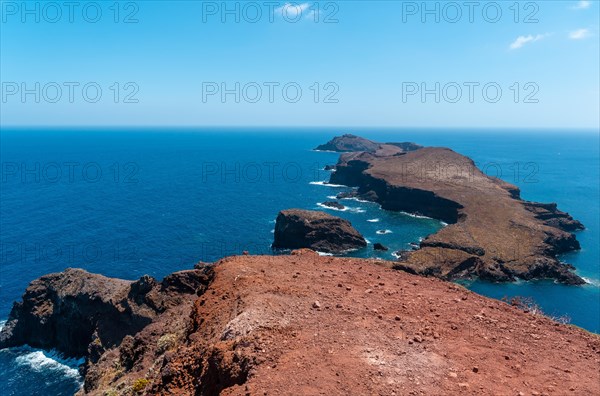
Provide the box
[132,378,149,393]
[502,296,571,324]
[156,333,178,354]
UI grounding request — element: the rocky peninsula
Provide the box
[1,252,599,395]
[323,136,585,284]
[0,134,595,395]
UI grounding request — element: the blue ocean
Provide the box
[0,128,598,395]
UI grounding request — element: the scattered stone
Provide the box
[313,301,321,309]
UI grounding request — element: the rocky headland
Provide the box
[315,134,423,155]
[0,252,598,395]
[0,134,594,395]
[324,136,585,285]
[272,209,366,253]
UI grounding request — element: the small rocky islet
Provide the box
[0,134,596,395]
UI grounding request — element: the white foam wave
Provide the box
[391,251,402,259]
[317,251,333,256]
[582,277,600,287]
[348,207,366,213]
[13,346,84,382]
[440,221,448,226]
[327,195,338,200]
[340,197,371,203]
[365,239,371,244]
[0,320,6,331]
[400,211,434,220]
[367,218,380,223]
[309,181,347,188]
[376,230,392,235]
[317,203,348,212]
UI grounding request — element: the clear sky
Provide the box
[1,0,599,128]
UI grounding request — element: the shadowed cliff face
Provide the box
[0,267,215,361]
[327,141,584,285]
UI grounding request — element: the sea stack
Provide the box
[272,209,367,253]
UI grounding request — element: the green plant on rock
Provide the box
[132,378,150,393]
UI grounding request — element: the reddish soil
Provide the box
[159,251,599,395]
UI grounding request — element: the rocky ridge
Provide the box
[0,252,598,395]
[325,137,585,284]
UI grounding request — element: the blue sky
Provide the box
[1,0,598,128]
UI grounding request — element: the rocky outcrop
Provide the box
[373,242,388,251]
[314,134,422,155]
[324,139,585,285]
[320,201,345,210]
[0,266,214,360]
[272,209,366,253]
[4,253,599,395]
[523,201,584,232]
[314,134,382,152]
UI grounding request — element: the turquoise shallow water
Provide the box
[0,128,598,394]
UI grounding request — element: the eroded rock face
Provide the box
[0,266,215,359]
[272,209,367,253]
[1,255,599,395]
[324,138,586,285]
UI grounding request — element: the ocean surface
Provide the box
[0,128,598,394]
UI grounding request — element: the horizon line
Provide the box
[2,125,599,132]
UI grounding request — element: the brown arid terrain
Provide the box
[328,139,585,284]
[1,251,599,395]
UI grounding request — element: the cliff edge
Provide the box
[1,253,598,395]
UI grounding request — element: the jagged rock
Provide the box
[0,267,215,358]
[321,201,345,210]
[272,209,367,253]
[373,243,388,251]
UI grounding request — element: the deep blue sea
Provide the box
[0,128,598,395]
